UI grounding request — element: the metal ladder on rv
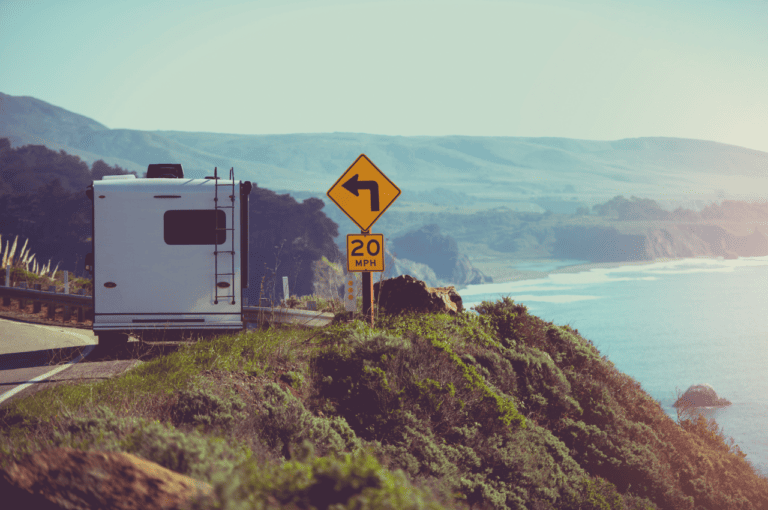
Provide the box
[213,166,236,304]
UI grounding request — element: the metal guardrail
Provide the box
[0,284,335,329]
[243,306,335,328]
[0,283,92,323]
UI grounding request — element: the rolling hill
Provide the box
[3,91,767,214]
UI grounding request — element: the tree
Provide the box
[245,187,342,304]
[91,159,135,181]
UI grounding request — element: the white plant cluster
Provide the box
[0,234,59,279]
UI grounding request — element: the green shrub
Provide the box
[172,379,247,430]
[257,382,361,460]
[53,405,134,451]
[473,296,529,347]
[195,443,448,510]
[120,420,247,480]
[52,406,248,481]
[279,370,305,389]
[562,477,625,510]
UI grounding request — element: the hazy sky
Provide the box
[2,0,767,152]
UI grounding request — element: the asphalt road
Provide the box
[0,318,99,406]
[0,318,139,405]
[0,307,333,408]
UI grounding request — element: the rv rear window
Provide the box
[164,210,226,245]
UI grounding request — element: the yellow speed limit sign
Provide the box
[347,233,384,272]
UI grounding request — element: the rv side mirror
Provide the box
[85,253,94,274]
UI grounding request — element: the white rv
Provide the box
[85,164,252,346]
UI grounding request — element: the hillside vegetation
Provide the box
[3,136,768,295]
[0,138,342,301]
[2,299,766,509]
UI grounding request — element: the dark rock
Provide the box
[374,275,463,316]
[0,447,214,510]
[673,383,732,408]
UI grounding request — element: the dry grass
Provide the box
[0,234,92,297]
[1,234,60,281]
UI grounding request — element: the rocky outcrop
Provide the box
[390,224,492,286]
[0,447,213,510]
[674,384,732,408]
[373,275,463,316]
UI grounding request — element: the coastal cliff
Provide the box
[381,197,768,267]
[551,222,768,262]
[551,196,768,262]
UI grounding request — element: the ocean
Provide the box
[460,256,768,476]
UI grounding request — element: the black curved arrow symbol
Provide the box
[342,174,380,211]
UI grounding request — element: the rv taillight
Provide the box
[216,282,230,288]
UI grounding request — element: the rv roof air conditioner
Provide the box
[147,163,184,179]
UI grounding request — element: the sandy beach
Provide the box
[467,256,718,287]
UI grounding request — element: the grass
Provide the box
[2,297,767,509]
[3,328,299,424]
[0,322,454,509]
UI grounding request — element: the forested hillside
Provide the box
[4,137,768,294]
[0,139,341,297]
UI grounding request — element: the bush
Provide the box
[52,406,248,481]
[120,420,246,480]
[562,476,624,510]
[257,382,361,460]
[195,443,448,510]
[172,379,247,430]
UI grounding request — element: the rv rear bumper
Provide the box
[94,323,244,341]
[93,314,244,334]
[93,323,244,332]
[93,314,245,336]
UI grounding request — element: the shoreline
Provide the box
[456,256,753,292]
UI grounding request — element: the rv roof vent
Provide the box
[147,164,184,179]
[102,175,137,180]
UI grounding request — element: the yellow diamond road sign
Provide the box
[327,154,401,232]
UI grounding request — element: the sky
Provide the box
[1,0,768,152]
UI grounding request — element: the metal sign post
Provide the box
[352,229,382,327]
[362,264,373,327]
[328,154,400,327]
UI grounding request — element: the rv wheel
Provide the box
[99,332,129,349]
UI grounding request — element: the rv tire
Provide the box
[98,332,129,349]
